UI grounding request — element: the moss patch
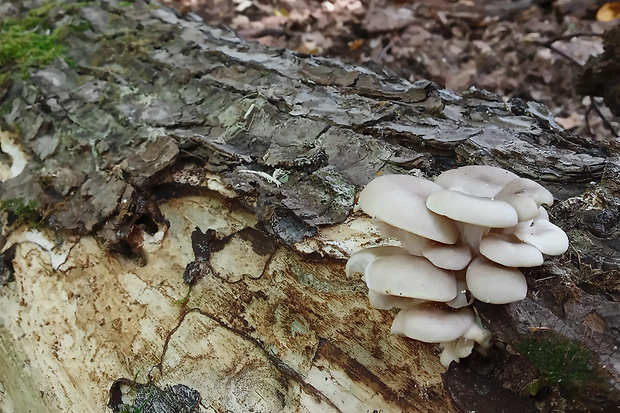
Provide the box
[515,331,605,397]
[0,3,63,77]
[0,1,92,81]
[0,198,41,228]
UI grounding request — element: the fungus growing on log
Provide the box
[348,166,569,366]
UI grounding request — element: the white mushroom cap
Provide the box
[479,232,544,267]
[426,189,519,228]
[367,290,424,310]
[422,240,472,270]
[433,165,519,197]
[346,245,410,277]
[365,255,457,301]
[493,193,538,223]
[536,205,549,220]
[511,216,569,256]
[495,178,554,222]
[390,303,475,343]
[351,167,567,367]
[466,256,528,304]
[358,174,459,244]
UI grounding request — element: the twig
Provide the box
[531,36,618,138]
[531,39,583,68]
[584,103,594,135]
[550,32,603,42]
[377,39,394,62]
[238,169,283,187]
[589,96,620,137]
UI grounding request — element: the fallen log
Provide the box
[0,1,618,412]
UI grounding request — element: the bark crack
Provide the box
[152,307,344,412]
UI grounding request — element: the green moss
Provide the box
[11,122,22,136]
[0,199,41,228]
[0,99,13,115]
[174,286,192,306]
[424,104,447,119]
[68,20,92,33]
[516,331,605,396]
[0,3,64,76]
[0,1,93,79]
[119,401,147,413]
[117,381,154,413]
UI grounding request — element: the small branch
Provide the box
[531,39,583,68]
[590,96,620,137]
[531,35,619,139]
[149,306,344,412]
[584,103,594,135]
[550,32,603,42]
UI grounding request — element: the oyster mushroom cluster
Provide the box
[347,166,569,366]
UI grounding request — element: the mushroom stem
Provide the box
[439,337,475,366]
[376,221,429,255]
[455,222,489,251]
[464,313,491,349]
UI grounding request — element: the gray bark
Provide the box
[0,1,619,412]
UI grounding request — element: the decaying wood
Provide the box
[0,1,619,412]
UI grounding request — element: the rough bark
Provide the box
[0,1,619,412]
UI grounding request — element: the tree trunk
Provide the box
[0,1,618,412]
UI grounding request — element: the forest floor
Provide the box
[162,0,620,142]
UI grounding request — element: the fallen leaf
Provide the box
[555,112,581,130]
[348,38,364,50]
[596,2,620,21]
[274,8,289,17]
[363,6,416,33]
[403,26,432,47]
[295,44,319,55]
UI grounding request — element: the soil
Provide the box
[161,0,619,141]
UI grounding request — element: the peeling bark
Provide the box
[0,1,619,412]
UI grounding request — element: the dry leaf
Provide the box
[596,2,620,22]
[555,112,581,130]
[349,38,364,50]
[363,6,416,33]
[274,8,289,17]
